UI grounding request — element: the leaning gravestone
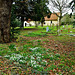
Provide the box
[46,27,49,32]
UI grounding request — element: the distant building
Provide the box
[23,13,60,27]
[24,21,29,27]
[44,13,60,26]
[23,19,31,27]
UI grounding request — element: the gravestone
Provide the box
[63,25,65,28]
[46,27,49,32]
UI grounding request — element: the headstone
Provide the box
[63,25,64,28]
[70,31,72,33]
[46,27,49,32]
[57,29,60,32]
[63,25,65,29]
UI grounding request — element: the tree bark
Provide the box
[59,18,61,29]
[21,16,24,28]
[41,23,43,27]
[35,21,38,27]
[0,0,13,43]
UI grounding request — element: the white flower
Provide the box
[34,65,37,68]
[31,56,35,60]
[14,47,16,49]
[51,55,53,58]
[29,47,40,51]
[37,56,41,59]
[10,56,16,61]
[4,55,10,58]
[9,54,23,61]
[25,56,28,60]
[34,64,41,68]
[19,60,26,63]
[36,53,41,56]
[31,60,36,64]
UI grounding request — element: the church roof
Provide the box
[44,13,60,21]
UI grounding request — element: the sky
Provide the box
[48,0,73,15]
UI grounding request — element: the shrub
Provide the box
[11,4,21,39]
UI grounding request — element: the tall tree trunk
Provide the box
[59,18,61,30]
[58,14,62,35]
[21,16,24,28]
[41,22,43,27]
[20,9,24,28]
[0,0,13,43]
[35,21,38,27]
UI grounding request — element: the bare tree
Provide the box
[49,0,70,27]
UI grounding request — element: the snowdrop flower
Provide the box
[36,53,41,56]
[42,60,47,63]
[10,54,23,61]
[33,61,36,64]
[34,64,40,68]
[4,55,10,58]
[51,55,53,58]
[31,56,35,60]
[14,47,16,49]
[32,54,35,56]
[29,47,40,51]
[34,65,37,68]
[31,60,36,64]
[37,56,41,59]
[10,56,17,61]
[31,60,34,63]
[36,57,41,62]
[25,56,28,60]
[19,60,26,63]
[19,60,23,62]
[30,60,37,67]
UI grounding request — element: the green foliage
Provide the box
[55,53,60,57]
[24,32,47,37]
[30,0,51,27]
[11,4,21,39]
[43,54,50,59]
[37,39,41,42]
[50,56,54,60]
[72,72,75,75]
[40,60,47,66]
[73,13,75,28]
[46,64,56,71]
[8,44,16,50]
[0,26,75,74]
[13,0,34,27]
[61,14,73,25]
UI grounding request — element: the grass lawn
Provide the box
[0,25,75,75]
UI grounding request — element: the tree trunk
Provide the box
[41,23,43,27]
[35,21,38,27]
[21,16,24,28]
[59,18,61,29]
[0,0,13,43]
